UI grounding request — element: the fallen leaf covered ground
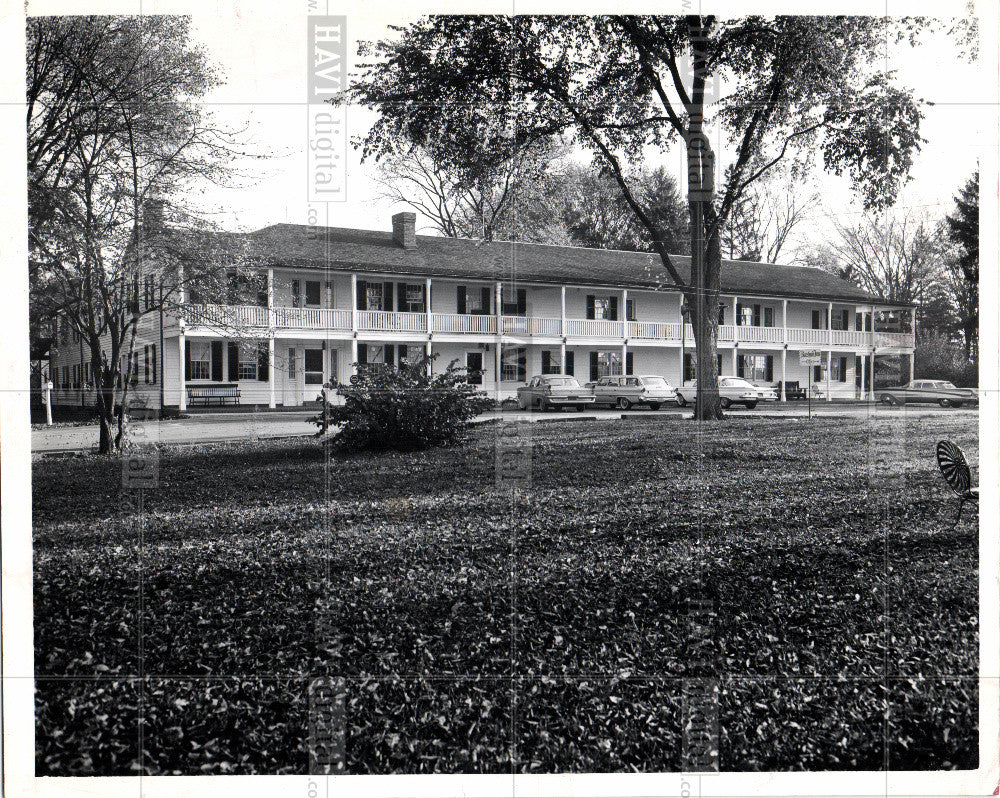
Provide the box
[33,414,978,773]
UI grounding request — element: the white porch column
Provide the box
[425,277,433,333]
[350,274,358,332]
[869,348,876,402]
[731,295,738,328]
[780,348,787,401]
[560,285,567,338]
[495,281,503,401]
[621,342,628,376]
[679,293,686,385]
[560,340,567,374]
[732,345,739,377]
[621,288,628,339]
[178,329,187,411]
[782,299,788,345]
[909,306,916,381]
[268,336,276,408]
[350,338,358,377]
[860,351,866,401]
[825,349,832,402]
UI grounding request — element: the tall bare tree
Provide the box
[720,167,818,263]
[27,16,248,452]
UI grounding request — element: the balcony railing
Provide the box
[565,318,624,337]
[358,310,427,333]
[182,304,914,349]
[628,321,682,341]
[433,313,496,335]
[273,306,352,330]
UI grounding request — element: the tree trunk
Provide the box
[687,197,724,421]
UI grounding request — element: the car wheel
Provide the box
[745,401,758,409]
[720,397,731,409]
[517,396,528,410]
[676,395,687,407]
[880,394,896,405]
[617,397,631,410]
[576,404,586,412]
[648,403,661,411]
[938,398,953,408]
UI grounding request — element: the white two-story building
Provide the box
[48,212,916,410]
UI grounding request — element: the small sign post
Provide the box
[800,349,823,420]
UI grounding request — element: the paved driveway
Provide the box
[31,402,978,454]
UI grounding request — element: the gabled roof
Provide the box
[199,223,895,305]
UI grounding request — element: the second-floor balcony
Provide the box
[182,304,914,349]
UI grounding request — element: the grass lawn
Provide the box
[33,414,978,774]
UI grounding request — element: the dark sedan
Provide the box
[877,380,978,408]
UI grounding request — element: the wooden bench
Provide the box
[777,381,807,400]
[186,383,241,406]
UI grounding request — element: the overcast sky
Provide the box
[183,4,987,259]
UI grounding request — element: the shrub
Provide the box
[310,355,494,451]
[914,332,978,387]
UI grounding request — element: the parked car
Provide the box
[587,374,677,410]
[753,383,779,402]
[675,376,763,409]
[516,374,596,411]
[877,380,978,408]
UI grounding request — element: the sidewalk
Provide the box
[31,403,976,455]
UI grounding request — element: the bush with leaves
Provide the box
[914,332,978,387]
[311,355,493,451]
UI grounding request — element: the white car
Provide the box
[675,377,766,409]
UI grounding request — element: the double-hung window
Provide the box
[500,346,527,381]
[189,341,211,380]
[238,345,259,381]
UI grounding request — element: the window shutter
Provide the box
[812,310,820,329]
[590,351,599,382]
[753,305,761,326]
[185,340,191,380]
[151,345,157,385]
[839,356,847,382]
[384,344,394,366]
[398,345,407,366]
[764,307,774,327]
[292,279,301,308]
[626,299,636,321]
[227,342,239,382]
[565,351,574,376]
[258,344,269,381]
[766,356,774,382]
[586,295,595,320]
[737,355,744,378]
[457,286,467,314]
[398,283,407,311]
[736,303,742,326]
[144,346,150,384]
[626,351,633,375]
[716,354,723,376]
[211,341,223,381]
[357,344,367,365]
[813,365,822,382]
[517,289,526,316]
[357,281,367,311]
[609,296,619,321]
[383,282,394,311]
[841,309,849,330]
[517,348,526,382]
[541,350,550,373]
[481,287,491,315]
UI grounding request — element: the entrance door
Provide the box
[304,348,325,403]
[467,351,483,385]
[283,346,303,406]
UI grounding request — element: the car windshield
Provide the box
[725,378,754,389]
[544,377,579,387]
[940,382,957,389]
[641,376,670,387]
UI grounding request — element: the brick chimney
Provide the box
[392,212,416,248]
